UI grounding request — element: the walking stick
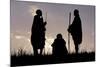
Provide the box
[68,12,71,53]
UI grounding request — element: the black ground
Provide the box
[11,52,95,67]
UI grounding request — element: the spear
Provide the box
[68,12,71,53]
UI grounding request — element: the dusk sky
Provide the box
[11,0,95,55]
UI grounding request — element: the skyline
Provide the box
[11,0,95,55]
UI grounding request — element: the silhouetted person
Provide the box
[68,9,82,54]
[31,9,47,56]
[51,34,68,57]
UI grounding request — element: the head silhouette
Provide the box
[36,9,42,16]
[74,9,79,16]
[56,33,62,39]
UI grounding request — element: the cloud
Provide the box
[11,32,33,55]
[44,36,54,54]
[15,35,22,39]
[29,5,39,17]
[11,31,55,55]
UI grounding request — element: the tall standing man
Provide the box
[68,9,82,54]
[31,9,47,56]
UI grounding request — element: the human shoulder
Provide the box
[34,15,38,18]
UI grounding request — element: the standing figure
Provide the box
[68,9,82,54]
[51,34,68,57]
[31,9,47,56]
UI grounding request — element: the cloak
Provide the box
[68,16,82,44]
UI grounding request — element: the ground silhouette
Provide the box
[11,52,95,67]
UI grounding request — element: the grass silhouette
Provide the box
[11,49,95,67]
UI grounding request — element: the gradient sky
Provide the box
[11,0,95,55]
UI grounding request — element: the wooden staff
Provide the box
[68,12,71,53]
[45,12,47,22]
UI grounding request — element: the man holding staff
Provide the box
[68,9,82,54]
